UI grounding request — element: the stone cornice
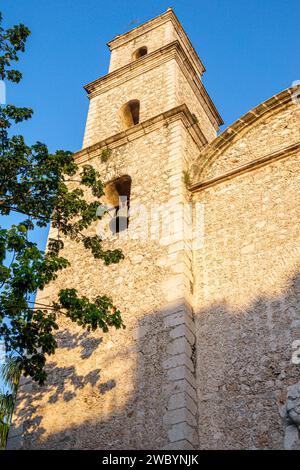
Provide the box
[190,141,300,192]
[107,8,205,77]
[84,40,223,129]
[74,104,207,165]
[84,41,180,96]
[191,85,300,183]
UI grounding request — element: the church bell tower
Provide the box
[9,8,222,450]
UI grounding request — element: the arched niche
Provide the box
[104,175,132,234]
[119,100,140,129]
[132,46,148,60]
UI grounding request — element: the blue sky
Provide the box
[2,0,299,153]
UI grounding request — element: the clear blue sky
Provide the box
[2,0,299,153]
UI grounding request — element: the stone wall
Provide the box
[83,60,175,147]
[202,102,300,181]
[108,9,205,78]
[175,65,217,142]
[191,88,300,185]
[83,44,218,148]
[192,99,300,449]
[7,8,300,451]
[8,109,201,450]
[108,20,174,73]
[8,8,221,448]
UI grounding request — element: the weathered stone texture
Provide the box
[8,8,300,451]
[108,20,175,73]
[192,118,300,448]
[201,103,300,181]
[108,9,204,77]
[11,112,200,449]
[176,66,217,142]
[17,129,168,449]
[83,61,174,146]
[83,52,217,148]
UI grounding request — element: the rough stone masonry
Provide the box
[8,8,300,450]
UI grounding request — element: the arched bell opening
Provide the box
[104,175,132,234]
[119,100,140,129]
[132,46,148,60]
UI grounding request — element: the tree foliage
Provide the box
[0,12,124,387]
[0,356,22,448]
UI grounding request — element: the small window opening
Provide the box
[104,175,132,234]
[119,100,140,129]
[132,46,148,60]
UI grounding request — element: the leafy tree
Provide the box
[0,11,124,391]
[0,357,22,449]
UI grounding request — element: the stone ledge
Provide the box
[190,85,300,186]
[6,433,23,450]
[107,8,206,78]
[75,104,207,165]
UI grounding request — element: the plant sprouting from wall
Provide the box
[183,169,192,188]
[100,148,111,163]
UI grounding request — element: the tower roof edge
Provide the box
[107,8,206,76]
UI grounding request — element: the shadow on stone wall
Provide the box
[8,271,300,449]
[10,303,170,450]
[194,271,300,449]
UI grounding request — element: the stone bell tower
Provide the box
[82,8,221,148]
[9,8,222,450]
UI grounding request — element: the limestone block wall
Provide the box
[108,20,175,72]
[191,89,300,184]
[175,66,217,142]
[108,9,205,78]
[83,60,176,147]
[10,9,300,452]
[8,111,201,450]
[203,103,300,181]
[192,100,300,448]
[83,50,219,149]
[83,9,221,149]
